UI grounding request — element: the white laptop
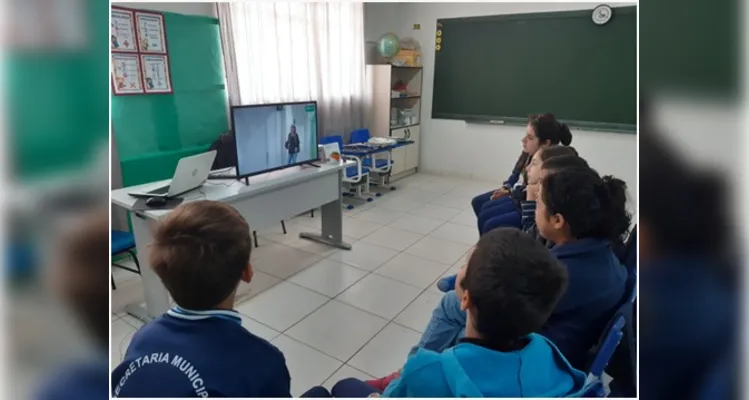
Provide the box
[128,150,217,199]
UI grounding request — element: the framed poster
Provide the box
[135,11,167,53]
[141,54,173,94]
[111,53,144,95]
[111,7,137,52]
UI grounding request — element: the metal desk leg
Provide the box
[300,170,352,250]
[126,213,171,323]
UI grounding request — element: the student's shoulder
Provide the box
[401,348,445,377]
[234,327,286,362]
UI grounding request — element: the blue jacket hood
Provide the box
[385,334,587,397]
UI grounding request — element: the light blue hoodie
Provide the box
[383,333,587,398]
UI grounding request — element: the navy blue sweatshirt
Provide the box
[111,307,290,398]
[639,257,735,399]
[541,238,628,369]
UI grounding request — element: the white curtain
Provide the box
[218,2,366,137]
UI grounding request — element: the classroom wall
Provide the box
[364,2,638,201]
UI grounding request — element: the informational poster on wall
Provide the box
[111,8,137,52]
[111,53,144,95]
[141,54,172,94]
[135,11,167,53]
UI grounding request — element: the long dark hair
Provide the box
[541,167,631,245]
[529,113,573,146]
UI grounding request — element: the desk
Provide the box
[111,162,352,322]
[341,140,414,158]
[342,141,414,190]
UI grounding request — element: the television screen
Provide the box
[232,101,319,177]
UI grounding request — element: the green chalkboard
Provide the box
[433,7,636,132]
[112,11,228,186]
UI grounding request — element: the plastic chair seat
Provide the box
[112,230,136,255]
[346,166,370,178]
[362,159,392,169]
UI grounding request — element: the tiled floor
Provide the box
[111,173,494,395]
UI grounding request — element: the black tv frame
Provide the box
[230,100,320,180]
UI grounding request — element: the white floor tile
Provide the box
[236,282,329,331]
[373,197,427,214]
[288,259,369,297]
[352,208,406,225]
[348,323,422,378]
[121,314,145,330]
[112,263,140,284]
[250,238,289,261]
[430,193,472,209]
[291,210,322,229]
[390,188,438,203]
[323,364,375,390]
[336,274,421,320]
[235,270,282,303]
[239,315,281,342]
[359,226,423,252]
[252,247,322,279]
[405,236,472,266]
[388,214,445,235]
[260,223,318,246]
[326,242,399,272]
[271,335,342,397]
[409,203,463,221]
[374,252,452,289]
[394,291,444,333]
[449,208,478,228]
[285,237,349,258]
[342,217,383,239]
[286,300,388,361]
[111,278,145,315]
[428,222,480,246]
[344,202,374,216]
[415,180,458,195]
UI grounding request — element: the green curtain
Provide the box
[113,12,229,187]
[8,0,109,179]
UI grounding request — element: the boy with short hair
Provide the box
[111,201,290,398]
[336,228,587,397]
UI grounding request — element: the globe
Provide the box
[377,33,400,58]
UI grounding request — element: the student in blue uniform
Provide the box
[331,228,587,397]
[473,114,573,235]
[638,132,736,399]
[111,201,291,398]
[437,148,587,292]
[369,166,630,389]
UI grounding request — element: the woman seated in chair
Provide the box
[472,113,573,235]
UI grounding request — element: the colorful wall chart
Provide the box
[135,11,167,53]
[141,54,172,93]
[111,8,137,52]
[111,53,143,94]
[111,6,172,96]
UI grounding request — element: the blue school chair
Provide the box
[320,135,372,207]
[111,230,142,290]
[350,128,394,192]
[586,278,637,397]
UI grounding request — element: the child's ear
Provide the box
[459,289,471,312]
[241,263,254,283]
[551,213,566,231]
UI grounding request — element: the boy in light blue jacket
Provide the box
[332,228,587,397]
